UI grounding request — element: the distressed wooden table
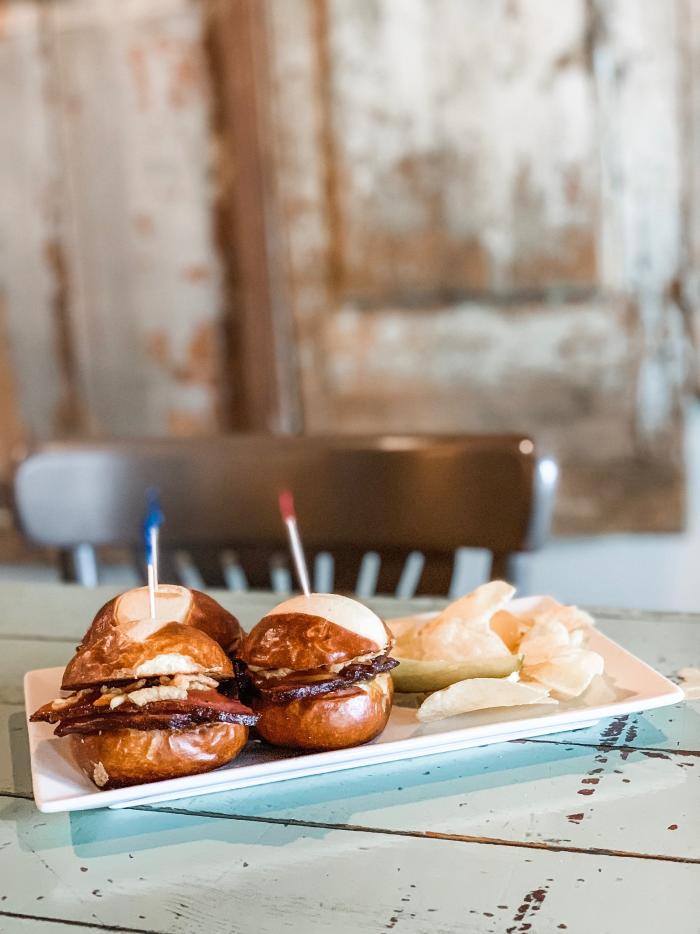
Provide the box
[0,583,698,934]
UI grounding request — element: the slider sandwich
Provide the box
[241,593,398,750]
[31,585,257,789]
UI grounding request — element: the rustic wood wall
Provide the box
[0,0,698,533]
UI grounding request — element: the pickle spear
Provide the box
[391,654,521,693]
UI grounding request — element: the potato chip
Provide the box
[524,598,595,633]
[414,581,514,661]
[427,581,516,630]
[386,615,420,643]
[417,677,556,722]
[490,610,527,652]
[386,584,603,707]
[518,618,571,665]
[568,628,585,648]
[392,654,521,693]
[522,648,604,699]
[387,617,423,658]
[578,675,619,706]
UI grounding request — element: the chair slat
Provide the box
[173,550,206,590]
[489,552,518,586]
[269,554,292,594]
[220,550,249,592]
[395,551,425,599]
[313,551,334,593]
[58,545,99,587]
[355,551,380,598]
[449,547,492,597]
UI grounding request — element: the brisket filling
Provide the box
[250,653,399,703]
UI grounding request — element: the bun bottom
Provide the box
[69,722,248,789]
[253,674,393,751]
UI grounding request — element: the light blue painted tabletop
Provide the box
[0,583,698,934]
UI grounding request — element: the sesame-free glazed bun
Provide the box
[69,721,249,789]
[254,674,393,751]
[62,585,239,690]
[242,593,392,671]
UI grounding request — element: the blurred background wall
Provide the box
[1,0,698,535]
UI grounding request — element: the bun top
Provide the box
[241,593,391,672]
[61,585,239,690]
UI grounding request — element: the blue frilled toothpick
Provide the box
[143,489,165,619]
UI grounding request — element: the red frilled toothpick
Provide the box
[279,490,311,596]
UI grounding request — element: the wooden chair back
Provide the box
[12,435,558,596]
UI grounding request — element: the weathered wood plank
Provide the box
[0,706,32,799]
[0,641,74,706]
[0,916,115,934]
[683,0,700,390]
[325,0,598,297]
[264,0,337,428]
[0,797,698,934]
[41,0,226,436]
[593,0,686,464]
[0,2,71,441]
[528,702,699,754]
[204,0,302,433]
[138,731,699,860]
[309,295,685,532]
[0,298,25,480]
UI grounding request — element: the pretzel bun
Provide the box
[242,593,392,670]
[69,722,248,789]
[62,585,240,690]
[253,673,393,751]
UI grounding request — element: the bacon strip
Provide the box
[31,688,258,735]
[251,654,398,704]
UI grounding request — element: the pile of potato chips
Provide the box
[388,581,604,723]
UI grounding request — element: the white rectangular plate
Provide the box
[24,601,684,813]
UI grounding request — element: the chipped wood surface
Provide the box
[1,796,698,934]
[0,585,698,934]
